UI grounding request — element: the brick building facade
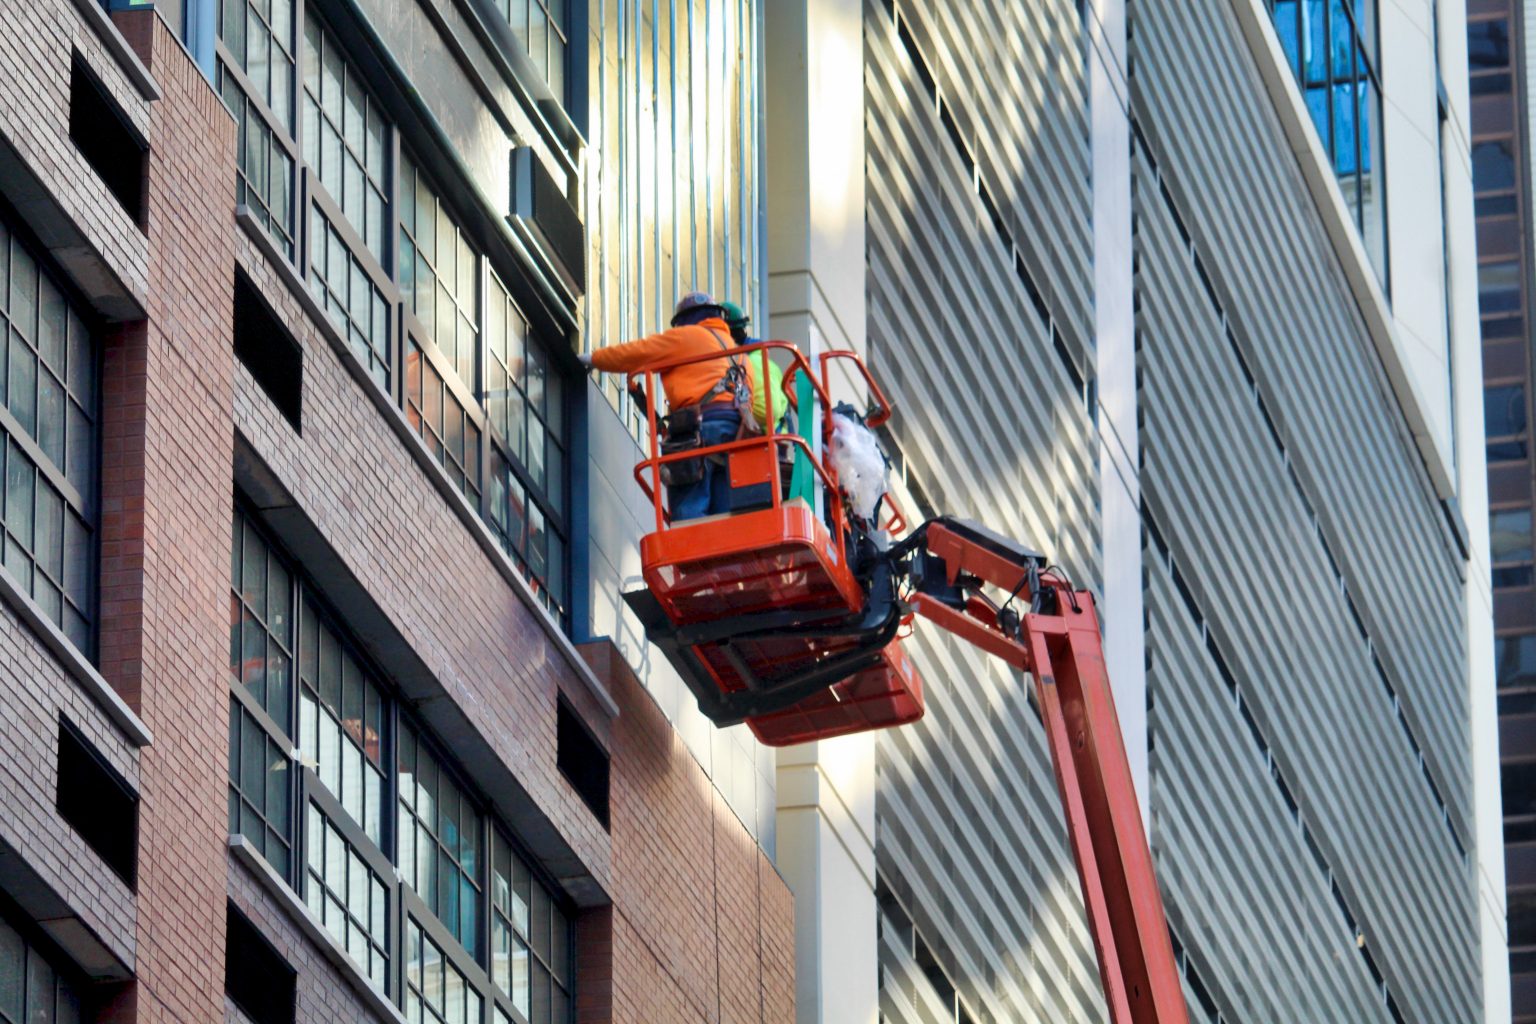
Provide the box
[0,2,794,1023]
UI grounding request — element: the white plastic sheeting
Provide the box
[829,413,889,521]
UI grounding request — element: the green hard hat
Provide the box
[720,301,750,330]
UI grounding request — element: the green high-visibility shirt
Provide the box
[742,344,793,428]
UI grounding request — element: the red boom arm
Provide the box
[909,522,1189,1024]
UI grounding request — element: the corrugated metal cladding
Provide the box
[1128,0,1471,836]
[864,0,1104,1019]
[1132,22,1480,1024]
[1137,149,1478,1022]
[883,0,1097,372]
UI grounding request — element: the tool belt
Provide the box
[660,406,707,487]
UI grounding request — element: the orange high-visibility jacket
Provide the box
[589,317,738,411]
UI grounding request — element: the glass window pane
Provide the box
[1487,384,1527,438]
[1493,508,1534,563]
[1470,18,1512,71]
[24,940,52,1024]
[1499,634,1536,690]
[9,333,37,436]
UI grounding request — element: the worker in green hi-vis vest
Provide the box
[720,303,817,505]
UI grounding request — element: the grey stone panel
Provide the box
[864,0,1100,587]
[882,0,1096,367]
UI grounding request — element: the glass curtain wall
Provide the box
[582,0,763,438]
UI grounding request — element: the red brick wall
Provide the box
[226,856,395,1024]
[0,2,232,1020]
[232,221,795,1017]
[0,611,139,968]
[593,645,796,1024]
[96,12,237,1024]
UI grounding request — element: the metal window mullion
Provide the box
[402,316,488,431]
[478,253,494,525]
[389,131,407,411]
[386,693,405,1007]
[310,182,399,301]
[229,665,296,746]
[299,166,315,282]
[478,794,494,1016]
[0,402,87,515]
[303,765,396,880]
[214,40,301,160]
[400,878,497,1009]
[493,426,564,540]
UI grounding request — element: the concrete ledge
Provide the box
[67,0,162,101]
[0,837,133,981]
[0,133,148,323]
[0,564,153,748]
[229,836,405,1024]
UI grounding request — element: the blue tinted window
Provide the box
[1271,0,1384,282]
[1333,83,1358,175]
[1275,1,1300,66]
[1492,508,1534,563]
[1494,565,1534,589]
[1481,261,1523,315]
[1499,634,1536,690]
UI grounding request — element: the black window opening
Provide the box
[68,59,147,227]
[0,207,100,657]
[557,698,609,829]
[1265,0,1388,283]
[56,719,138,888]
[225,904,296,1024]
[234,271,303,430]
[227,504,577,1022]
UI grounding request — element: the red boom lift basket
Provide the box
[624,343,923,746]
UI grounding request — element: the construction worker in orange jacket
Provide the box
[579,292,741,520]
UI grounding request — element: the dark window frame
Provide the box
[233,269,304,430]
[0,891,90,1023]
[220,5,576,628]
[68,56,148,228]
[56,716,138,888]
[216,53,300,262]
